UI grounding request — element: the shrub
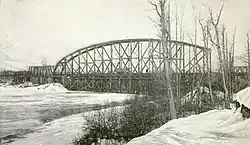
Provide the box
[119,96,169,141]
[73,107,121,145]
[73,95,170,145]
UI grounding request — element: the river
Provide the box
[0,83,129,144]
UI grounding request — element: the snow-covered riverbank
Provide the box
[127,109,250,145]
[0,83,130,144]
[9,107,250,145]
[8,113,85,145]
[126,87,250,145]
[3,84,250,145]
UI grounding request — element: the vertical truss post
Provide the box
[101,45,104,73]
[182,45,185,73]
[110,45,113,73]
[71,55,74,75]
[78,51,81,90]
[94,46,96,72]
[151,41,154,72]
[138,41,140,73]
[110,45,113,91]
[86,48,88,74]
[119,43,122,69]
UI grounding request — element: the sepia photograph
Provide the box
[0,0,250,144]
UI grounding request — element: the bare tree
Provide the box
[246,32,250,85]
[206,4,230,104]
[205,4,236,106]
[198,16,214,104]
[149,0,177,119]
[228,28,236,97]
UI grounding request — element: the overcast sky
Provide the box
[0,0,249,69]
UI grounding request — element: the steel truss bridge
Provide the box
[51,38,210,94]
[1,38,248,94]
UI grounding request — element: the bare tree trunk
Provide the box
[166,2,177,119]
[207,4,229,105]
[149,0,177,119]
[247,33,250,86]
[198,18,214,104]
[192,13,200,114]
[206,26,214,104]
[220,25,229,104]
[175,2,181,116]
[228,28,235,99]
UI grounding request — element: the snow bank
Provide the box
[9,109,249,145]
[35,83,68,92]
[8,113,85,145]
[127,109,250,145]
[0,83,69,96]
[9,107,124,145]
[181,86,209,104]
[235,87,250,108]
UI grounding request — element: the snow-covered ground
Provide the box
[9,107,124,145]
[9,107,250,145]
[8,113,85,145]
[127,87,250,145]
[127,109,250,145]
[0,83,130,144]
[235,87,250,108]
[3,84,250,145]
[181,86,209,104]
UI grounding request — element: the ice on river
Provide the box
[8,113,85,145]
[9,107,250,145]
[0,83,130,144]
[4,84,250,145]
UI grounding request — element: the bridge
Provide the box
[28,65,55,84]
[0,70,31,84]
[51,38,210,95]
[1,38,248,94]
[233,66,249,74]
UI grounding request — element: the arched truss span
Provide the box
[54,38,209,76]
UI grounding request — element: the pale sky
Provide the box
[0,0,250,69]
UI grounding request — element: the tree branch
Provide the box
[149,1,161,18]
[216,3,224,26]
